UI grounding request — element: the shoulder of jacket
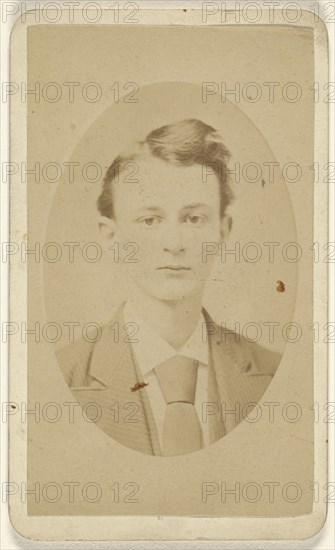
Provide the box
[55,336,96,387]
[214,324,281,376]
[238,336,281,376]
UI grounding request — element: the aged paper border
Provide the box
[7,0,329,542]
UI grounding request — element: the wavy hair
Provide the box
[97,119,233,218]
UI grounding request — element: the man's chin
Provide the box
[130,272,204,302]
[145,282,199,302]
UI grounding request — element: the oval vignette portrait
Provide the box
[44,81,297,457]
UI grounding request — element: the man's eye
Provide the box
[185,215,205,224]
[140,217,160,226]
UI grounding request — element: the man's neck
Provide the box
[128,290,204,350]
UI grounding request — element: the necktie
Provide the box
[154,355,203,456]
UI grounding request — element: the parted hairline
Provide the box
[97,118,234,218]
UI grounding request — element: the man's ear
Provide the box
[220,214,232,241]
[98,216,117,240]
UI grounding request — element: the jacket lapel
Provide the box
[71,307,155,455]
[204,310,273,434]
[71,306,272,451]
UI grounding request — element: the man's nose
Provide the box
[162,222,185,254]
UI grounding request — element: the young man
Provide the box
[57,119,280,456]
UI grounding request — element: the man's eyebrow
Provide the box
[182,203,212,210]
[137,206,163,213]
[136,204,212,213]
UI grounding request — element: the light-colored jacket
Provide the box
[56,307,281,455]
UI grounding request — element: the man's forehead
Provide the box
[116,156,219,189]
[111,156,221,213]
[134,157,202,177]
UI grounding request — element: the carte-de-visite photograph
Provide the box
[8,12,327,533]
[54,104,287,457]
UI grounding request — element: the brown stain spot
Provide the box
[261,178,266,187]
[183,9,187,12]
[276,280,285,293]
[11,405,16,409]
[131,381,149,392]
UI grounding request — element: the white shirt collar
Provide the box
[123,300,209,376]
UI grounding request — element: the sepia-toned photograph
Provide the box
[5,1,330,543]
[55,109,283,456]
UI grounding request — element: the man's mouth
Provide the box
[157,266,191,271]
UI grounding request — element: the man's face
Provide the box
[106,157,224,301]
